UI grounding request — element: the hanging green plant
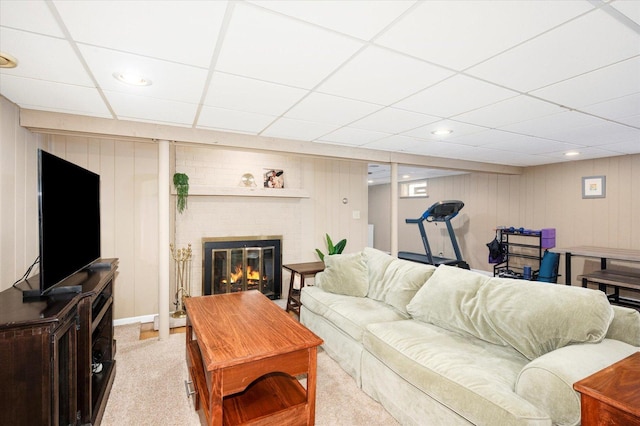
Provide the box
[173,172,189,214]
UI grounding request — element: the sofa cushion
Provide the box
[481,276,614,360]
[406,265,505,346]
[606,305,640,346]
[316,252,368,297]
[381,259,436,315]
[407,265,614,360]
[515,339,639,426]
[363,247,395,301]
[300,286,407,343]
[363,320,549,425]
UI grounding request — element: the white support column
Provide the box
[390,162,398,257]
[158,140,170,340]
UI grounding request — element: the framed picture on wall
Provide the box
[264,169,284,188]
[582,175,606,199]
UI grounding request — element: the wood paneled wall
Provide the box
[0,96,42,292]
[369,154,640,282]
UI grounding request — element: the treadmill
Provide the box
[398,200,469,269]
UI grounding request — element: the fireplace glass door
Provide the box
[212,246,276,298]
[203,236,282,299]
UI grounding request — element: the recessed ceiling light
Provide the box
[431,129,453,136]
[367,180,374,184]
[113,71,152,86]
[402,174,411,179]
[0,52,18,68]
[564,151,580,157]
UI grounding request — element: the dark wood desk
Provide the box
[284,261,325,316]
[550,246,640,285]
[573,351,640,426]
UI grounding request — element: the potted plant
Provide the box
[173,172,189,214]
[315,233,347,262]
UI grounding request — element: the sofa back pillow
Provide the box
[316,252,369,297]
[382,259,436,315]
[406,265,506,346]
[605,305,640,347]
[481,277,614,360]
[363,247,396,301]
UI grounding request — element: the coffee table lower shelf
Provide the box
[223,374,307,426]
[187,340,309,426]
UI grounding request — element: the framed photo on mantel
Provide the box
[582,175,606,199]
[264,169,284,188]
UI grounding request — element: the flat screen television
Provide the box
[34,149,101,297]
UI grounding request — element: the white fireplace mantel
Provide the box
[171,185,310,198]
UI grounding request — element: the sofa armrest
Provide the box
[515,339,638,426]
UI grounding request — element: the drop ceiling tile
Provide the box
[582,93,640,123]
[351,107,440,134]
[317,45,453,104]
[54,0,227,67]
[452,149,565,166]
[204,72,308,116]
[541,120,640,147]
[402,119,487,140]
[79,45,208,104]
[0,75,111,117]
[394,74,518,118]
[248,0,416,40]
[610,1,640,26]
[0,0,63,37]
[318,127,390,146]
[197,105,276,134]
[467,9,640,92]
[502,111,604,140]
[362,134,419,151]
[216,2,364,89]
[261,117,340,141]
[531,56,640,109]
[454,95,565,128]
[543,146,630,161]
[284,92,381,126]
[0,28,94,86]
[376,0,593,70]
[481,134,580,155]
[104,91,197,126]
[599,140,640,155]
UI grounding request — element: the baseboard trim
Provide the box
[113,314,155,326]
[113,298,288,327]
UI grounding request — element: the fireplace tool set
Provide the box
[170,243,192,318]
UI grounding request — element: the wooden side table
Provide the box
[573,351,640,426]
[284,261,325,316]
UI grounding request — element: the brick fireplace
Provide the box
[202,236,282,299]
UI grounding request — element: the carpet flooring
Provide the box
[101,322,399,426]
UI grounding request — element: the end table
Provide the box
[573,351,640,425]
[283,261,325,316]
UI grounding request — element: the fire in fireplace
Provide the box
[203,236,282,299]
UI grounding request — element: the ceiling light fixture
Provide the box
[113,71,152,86]
[0,52,18,68]
[564,151,580,157]
[402,174,411,179]
[431,129,453,136]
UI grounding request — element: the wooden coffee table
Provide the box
[185,290,323,426]
[573,351,640,425]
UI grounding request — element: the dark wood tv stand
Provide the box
[0,258,118,425]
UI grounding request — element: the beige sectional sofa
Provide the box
[300,247,640,426]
